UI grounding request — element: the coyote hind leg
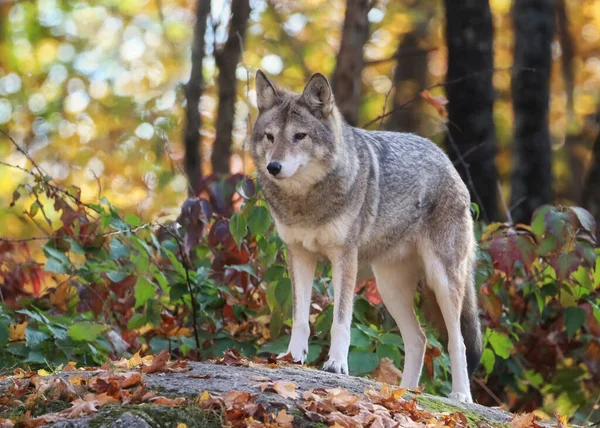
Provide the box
[372,257,425,389]
[420,243,472,403]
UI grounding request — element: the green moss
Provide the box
[87,404,223,428]
[416,395,505,427]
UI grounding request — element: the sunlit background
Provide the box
[1,0,599,239]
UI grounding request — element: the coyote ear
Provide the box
[256,69,279,111]
[301,73,334,118]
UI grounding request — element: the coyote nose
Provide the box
[267,162,282,176]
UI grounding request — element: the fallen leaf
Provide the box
[187,374,211,379]
[150,396,186,406]
[273,381,299,399]
[510,413,540,428]
[141,350,170,374]
[0,419,14,428]
[371,358,403,385]
[275,409,294,427]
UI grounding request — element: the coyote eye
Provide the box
[293,133,307,142]
[265,133,274,142]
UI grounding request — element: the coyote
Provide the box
[250,70,482,402]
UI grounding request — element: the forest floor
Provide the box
[0,351,562,427]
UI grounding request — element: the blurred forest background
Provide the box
[1,0,600,425]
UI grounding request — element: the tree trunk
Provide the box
[386,21,430,133]
[582,130,600,244]
[183,0,211,196]
[509,0,554,224]
[444,0,498,222]
[211,0,251,176]
[331,0,370,126]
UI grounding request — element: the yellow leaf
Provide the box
[177,424,187,428]
[37,369,52,377]
[9,322,27,341]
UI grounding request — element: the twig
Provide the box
[158,224,202,355]
[497,181,513,224]
[473,377,506,409]
[362,66,537,129]
[378,77,394,129]
[0,223,156,243]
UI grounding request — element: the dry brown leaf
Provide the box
[187,374,211,379]
[166,360,191,373]
[371,358,403,385]
[510,413,540,428]
[150,396,186,406]
[60,398,99,419]
[326,388,360,409]
[275,409,294,427]
[273,381,299,399]
[121,372,143,388]
[141,349,170,374]
[327,411,362,428]
[0,419,15,428]
[63,362,78,372]
[249,375,270,382]
[196,390,223,410]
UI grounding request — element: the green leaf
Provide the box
[107,271,128,283]
[355,323,379,338]
[481,348,495,376]
[247,206,271,237]
[68,323,107,342]
[259,335,289,355]
[378,333,404,348]
[30,200,41,217]
[45,257,68,274]
[135,277,156,308]
[127,314,147,330]
[170,282,188,302]
[564,307,586,341]
[531,205,552,237]
[109,239,129,260]
[229,213,247,248]
[570,207,596,235]
[44,246,69,263]
[348,350,379,376]
[488,330,514,359]
[25,326,50,347]
[350,327,372,348]
[594,256,600,288]
[124,213,141,227]
[376,344,402,368]
[0,317,9,347]
[306,344,322,364]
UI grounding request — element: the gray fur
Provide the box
[251,70,482,401]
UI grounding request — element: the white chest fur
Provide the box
[273,211,357,255]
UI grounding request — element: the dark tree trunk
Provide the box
[509,0,554,224]
[331,0,370,126]
[211,0,251,176]
[386,21,430,133]
[444,0,498,222]
[184,0,211,195]
[582,130,600,245]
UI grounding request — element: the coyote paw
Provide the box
[449,392,472,403]
[278,338,308,363]
[322,359,348,375]
[277,347,307,364]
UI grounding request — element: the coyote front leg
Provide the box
[323,247,358,374]
[281,245,317,363]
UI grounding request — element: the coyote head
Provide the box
[251,70,341,189]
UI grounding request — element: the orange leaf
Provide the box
[420,90,448,121]
[150,396,186,406]
[371,358,403,385]
[141,350,170,374]
[273,381,299,399]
